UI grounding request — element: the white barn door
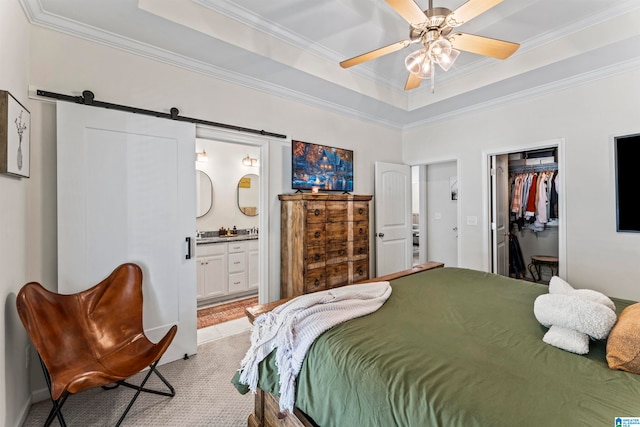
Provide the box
[57,101,197,363]
[374,161,412,276]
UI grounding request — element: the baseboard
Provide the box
[32,386,49,403]
[14,394,31,427]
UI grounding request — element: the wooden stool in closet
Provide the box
[527,255,559,283]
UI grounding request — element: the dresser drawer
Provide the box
[326,201,348,222]
[228,252,246,273]
[306,246,325,269]
[306,223,325,246]
[351,259,369,283]
[306,201,326,223]
[304,268,326,293]
[351,201,369,222]
[326,221,347,244]
[326,263,348,288]
[349,240,368,260]
[348,221,369,242]
[326,242,348,265]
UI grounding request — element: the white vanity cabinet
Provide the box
[196,243,227,300]
[197,238,259,304]
[228,241,247,293]
[247,239,259,290]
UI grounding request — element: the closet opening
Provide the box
[490,144,563,284]
[507,148,559,283]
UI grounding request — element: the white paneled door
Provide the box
[425,161,459,268]
[374,161,412,276]
[491,154,509,276]
[57,101,197,364]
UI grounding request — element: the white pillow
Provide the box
[534,293,617,339]
[548,276,615,312]
[543,325,589,354]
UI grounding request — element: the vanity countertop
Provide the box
[196,234,258,245]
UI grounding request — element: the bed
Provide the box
[233,263,640,427]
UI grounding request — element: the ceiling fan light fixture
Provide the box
[436,47,460,71]
[405,49,426,74]
[429,38,452,60]
[341,0,520,91]
[405,49,432,79]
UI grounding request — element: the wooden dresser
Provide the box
[279,193,373,298]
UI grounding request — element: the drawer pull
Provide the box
[314,231,321,238]
[357,269,364,276]
[234,261,240,265]
[358,247,364,254]
[314,279,320,287]
[234,281,241,285]
[314,209,320,216]
[359,228,364,234]
[314,254,320,261]
[359,208,364,214]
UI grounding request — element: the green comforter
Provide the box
[233,267,640,426]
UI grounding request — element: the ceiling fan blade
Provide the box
[385,0,426,25]
[340,40,410,68]
[405,73,422,90]
[449,32,519,59]
[448,0,503,27]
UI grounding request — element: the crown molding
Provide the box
[404,54,640,130]
[18,0,640,132]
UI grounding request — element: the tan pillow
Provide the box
[607,303,640,373]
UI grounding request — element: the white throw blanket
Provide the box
[238,281,392,413]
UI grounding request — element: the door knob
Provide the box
[452,227,458,231]
[377,232,384,237]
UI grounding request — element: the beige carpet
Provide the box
[22,331,253,426]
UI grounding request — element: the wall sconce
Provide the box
[242,154,258,167]
[196,149,208,162]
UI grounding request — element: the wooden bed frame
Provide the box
[243,262,444,427]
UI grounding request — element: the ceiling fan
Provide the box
[340,0,520,91]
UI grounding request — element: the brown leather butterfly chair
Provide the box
[16,263,178,427]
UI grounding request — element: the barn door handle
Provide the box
[185,237,192,259]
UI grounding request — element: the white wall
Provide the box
[404,71,640,301]
[21,23,403,402]
[1,2,32,426]
[195,139,260,232]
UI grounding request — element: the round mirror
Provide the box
[238,173,259,216]
[196,170,213,218]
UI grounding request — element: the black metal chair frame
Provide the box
[39,354,175,427]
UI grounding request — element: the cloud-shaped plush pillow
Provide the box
[533,277,616,354]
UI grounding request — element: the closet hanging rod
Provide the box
[508,163,558,174]
[36,89,287,139]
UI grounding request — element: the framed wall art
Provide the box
[0,90,30,178]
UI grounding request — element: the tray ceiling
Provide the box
[21,0,640,128]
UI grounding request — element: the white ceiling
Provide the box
[20,0,640,129]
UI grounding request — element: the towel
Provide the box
[237,281,392,413]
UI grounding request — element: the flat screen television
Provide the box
[615,133,640,232]
[292,140,353,192]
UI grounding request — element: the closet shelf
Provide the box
[508,163,558,174]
